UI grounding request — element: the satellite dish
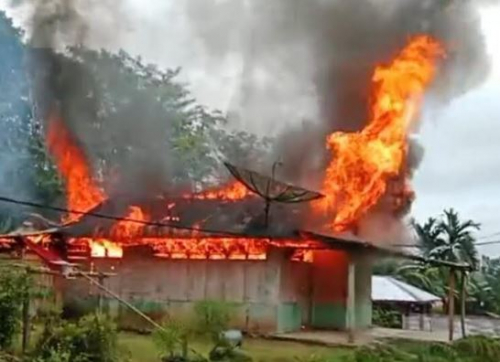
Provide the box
[224,162,324,226]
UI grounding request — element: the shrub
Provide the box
[61,296,99,321]
[371,306,402,329]
[351,344,414,362]
[0,351,20,362]
[152,319,192,361]
[192,300,235,343]
[453,335,500,362]
[33,313,121,362]
[0,269,32,350]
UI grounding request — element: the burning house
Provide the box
[0,33,448,335]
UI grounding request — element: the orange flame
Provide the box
[186,182,251,201]
[90,239,123,258]
[78,236,318,261]
[110,206,148,240]
[46,115,106,223]
[316,35,444,231]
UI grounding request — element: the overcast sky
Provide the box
[2,1,500,253]
[412,6,500,255]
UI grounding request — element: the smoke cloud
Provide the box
[180,0,491,187]
[5,0,493,238]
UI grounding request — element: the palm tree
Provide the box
[414,209,480,268]
[436,209,480,268]
[412,209,480,338]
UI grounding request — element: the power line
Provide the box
[475,240,500,246]
[475,231,500,240]
[3,194,500,247]
[0,195,247,238]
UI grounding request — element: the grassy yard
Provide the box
[119,332,352,362]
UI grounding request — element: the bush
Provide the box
[152,319,192,362]
[453,335,500,362]
[61,296,99,321]
[193,300,235,343]
[33,313,121,362]
[0,269,32,350]
[351,344,414,362]
[345,336,500,362]
[0,351,20,362]
[371,306,402,329]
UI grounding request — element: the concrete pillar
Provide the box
[346,258,356,343]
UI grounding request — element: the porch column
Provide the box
[346,257,356,343]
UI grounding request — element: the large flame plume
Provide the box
[46,114,106,223]
[316,35,444,232]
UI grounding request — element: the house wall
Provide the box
[63,247,311,333]
[62,247,373,333]
[279,253,312,332]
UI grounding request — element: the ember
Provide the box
[316,35,444,231]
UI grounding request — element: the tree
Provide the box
[1,10,271,228]
[0,11,63,229]
[29,46,272,196]
[413,209,480,269]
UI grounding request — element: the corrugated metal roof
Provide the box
[372,275,441,303]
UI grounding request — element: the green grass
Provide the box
[119,332,352,362]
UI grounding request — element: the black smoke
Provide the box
[182,0,491,187]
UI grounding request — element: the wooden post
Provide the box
[347,258,356,343]
[448,268,455,342]
[419,305,425,331]
[460,271,467,338]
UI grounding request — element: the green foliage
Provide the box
[350,344,414,362]
[371,306,402,329]
[193,301,235,343]
[33,313,121,362]
[453,335,500,362]
[413,209,480,268]
[152,319,191,361]
[32,45,271,193]
[61,296,99,321]
[385,209,482,312]
[343,336,500,362]
[372,260,400,276]
[0,351,20,362]
[0,269,32,350]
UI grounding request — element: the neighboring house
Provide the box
[372,275,441,331]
